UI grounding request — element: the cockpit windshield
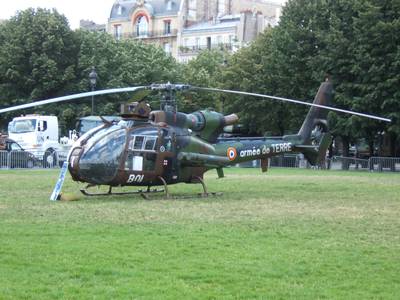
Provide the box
[79,126,126,183]
[83,125,121,150]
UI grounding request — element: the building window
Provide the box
[217,35,222,45]
[217,0,225,15]
[166,0,173,11]
[117,5,122,15]
[188,0,196,9]
[164,20,171,34]
[114,24,122,40]
[188,0,196,19]
[195,37,200,49]
[135,15,148,37]
[164,42,171,55]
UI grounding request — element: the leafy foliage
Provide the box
[0,8,77,130]
[0,8,180,132]
[180,50,227,112]
[221,0,400,154]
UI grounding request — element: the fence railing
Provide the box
[1,150,399,172]
[179,43,234,55]
[369,157,400,172]
[235,154,400,172]
[121,29,178,39]
[0,150,68,169]
[328,156,370,171]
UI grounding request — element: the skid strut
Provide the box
[157,176,170,199]
[193,176,222,198]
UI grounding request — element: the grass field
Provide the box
[0,168,399,299]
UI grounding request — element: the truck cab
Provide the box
[8,115,63,166]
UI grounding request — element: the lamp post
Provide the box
[89,67,98,115]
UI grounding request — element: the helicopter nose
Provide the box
[70,148,120,185]
[69,129,126,184]
[68,147,84,181]
[69,147,121,185]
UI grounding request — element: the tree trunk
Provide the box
[368,139,374,157]
[327,138,334,169]
[389,133,397,157]
[341,136,349,170]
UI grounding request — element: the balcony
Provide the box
[179,43,233,55]
[120,29,178,40]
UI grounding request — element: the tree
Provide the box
[220,0,400,156]
[180,49,227,112]
[66,30,181,129]
[350,0,400,156]
[0,8,181,132]
[0,8,77,129]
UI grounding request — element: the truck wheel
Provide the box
[44,149,58,168]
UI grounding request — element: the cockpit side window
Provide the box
[129,135,157,151]
[144,137,156,150]
[126,129,159,172]
[133,136,145,150]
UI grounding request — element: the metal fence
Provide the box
[1,150,399,172]
[369,157,400,172]
[328,156,370,171]
[0,150,68,169]
[236,155,400,172]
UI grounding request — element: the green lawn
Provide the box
[0,168,399,299]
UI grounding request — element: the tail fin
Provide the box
[292,80,334,165]
[298,80,333,142]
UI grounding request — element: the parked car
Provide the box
[0,135,38,168]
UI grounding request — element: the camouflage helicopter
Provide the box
[0,80,391,198]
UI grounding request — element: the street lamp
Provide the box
[89,67,98,115]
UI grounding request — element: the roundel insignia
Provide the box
[227,147,237,161]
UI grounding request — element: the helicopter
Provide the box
[0,79,391,199]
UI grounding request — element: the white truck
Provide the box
[7,115,77,167]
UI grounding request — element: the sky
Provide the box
[0,0,287,29]
[0,0,116,29]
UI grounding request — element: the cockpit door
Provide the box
[125,134,158,173]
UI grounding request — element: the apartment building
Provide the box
[108,0,283,61]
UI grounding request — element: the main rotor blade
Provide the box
[194,87,392,123]
[0,86,148,114]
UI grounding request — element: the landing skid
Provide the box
[80,185,164,197]
[79,176,222,199]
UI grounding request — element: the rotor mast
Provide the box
[151,83,190,113]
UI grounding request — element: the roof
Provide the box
[110,0,181,20]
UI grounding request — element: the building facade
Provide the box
[107,0,283,61]
[108,0,182,57]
